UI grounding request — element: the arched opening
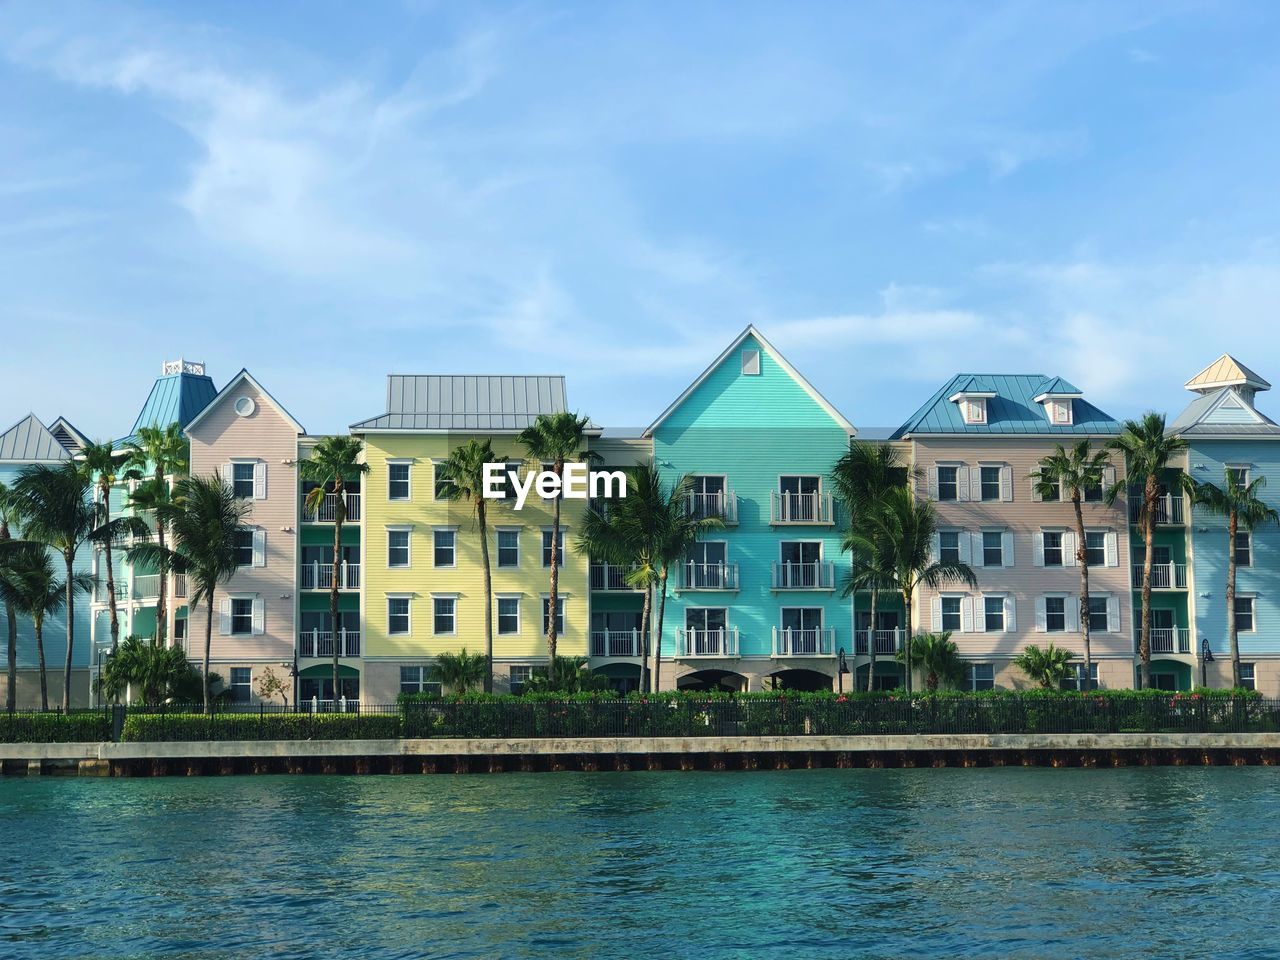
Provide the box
[855,662,905,692]
[593,662,642,695]
[1147,659,1192,691]
[765,668,833,692]
[676,669,748,692]
[298,664,360,705]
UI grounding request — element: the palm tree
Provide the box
[844,534,897,692]
[436,439,506,693]
[516,412,594,664]
[1013,642,1077,689]
[95,635,199,706]
[1035,440,1111,691]
[78,440,129,656]
[129,475,248,712]
[0,482,21,711]
[859,487,977,694]
[299,437,368,706]
[1105,413,1186,689]
[897,631,964,691]
[1186,468,1279,687]
[525,655,613,694]
[124,423,189,647]
[429,650,489,694]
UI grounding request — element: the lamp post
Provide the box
[1200,637,1214,689]
[837,648,849,694]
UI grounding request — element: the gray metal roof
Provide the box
[0,414,72,462]
[351,375,575,431]
[1169,386,1280,437]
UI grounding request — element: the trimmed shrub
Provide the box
[0,711,112,743]
[121,712,401,742]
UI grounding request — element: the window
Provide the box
[1083,478,1103,502]
[542,529,565,568]
[497,597,520,635]
[509,665,533,695]
[1039,474,1061,502]
[174,618,187,643]
[937,466,959,501]
[1042,531,1064,567]
[982,531,1003,567]
[230,598,253,635]
[939,531,960,564]
[433,597,456,635]
[388,529,410,568]
[388,462,411,500]
[388,597,411,635]
[231,462,256,499]
[433,529,456,568]
[433,461,453,500]
[941,596,962,632]
[983,596,1005,632]
[1235,596,1255,632]
[980,466,1001,501]
[1240,663,1256,691]
[741,348,760,375]
[399,666,441,696]
[1235,532,1252,567]
[542,597,566,635]
[1060,663,1099,691]
[229,667,251,703]
[1228,466,1250,487]
[1088,596,1109,632]
[1085,531,1106,567]
[966,663,994,691]
[1045,596,1066,632]
[235,528,254,567]
[1049,399,1072,425]
[497,529,520,568]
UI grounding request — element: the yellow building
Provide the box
[351,376,593,700]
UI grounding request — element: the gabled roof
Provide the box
[1184,354,1271,393]
[948,375,997,397]
[48,417,89,455]
[643,325,856,437]
[1031,375,1083,399]
[0,414,72,462]
[117,362,219,448]
[350,375,596,433]
[1169,386,1280,437]
[183,369,306,436]
[891,374,1120,437]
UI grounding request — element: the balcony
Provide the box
[301,492,362,523]
[770,491,835,525]
[675,627,739,658]
[855,629,903,656]
[589,563,642,592]
[174,574,187,599]
[133,574,162,599]
[771,561,836,591]
[681,561,739,591]
[94,579,128,603]
[1149,627,1191,655]
[298,628,361,658]
[1132,562,1187,590]
[590,630,643,658]
[688,490,738,525]
[772,627,836,657]
[1129,493,1184,525]
[300,562,361,590]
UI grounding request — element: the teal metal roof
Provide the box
[117,370,218,447]
[891,374,1120,437]
[1031,375,1082,396]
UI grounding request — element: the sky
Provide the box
[2,0,1280,438]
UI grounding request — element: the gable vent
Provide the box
[741,349,761,376]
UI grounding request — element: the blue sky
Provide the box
[3,1,1280,437]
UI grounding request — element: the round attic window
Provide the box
[234,396,256,418]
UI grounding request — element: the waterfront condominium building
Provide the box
[351,375,594,701]
[890,375,1132,690]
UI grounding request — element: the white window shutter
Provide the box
[1031,475,1043,502]
[960,596,973,633]
[965,466,978,502]
[972,532,984,567]
[221,462,233,485]
[1104,531,1118,567]
[253,461,267,499]
[958,532,971,564]
[1004,596,1016,632]
[252,528,266,567]
[1107,595,1120,633]
[931,596,942,631]
[1103,465,1116,488]
[1035,597,1047,632]
[252,598,265,635]
[1063,531,1077,567]
[1033,532,1045,567]
[930,532,940,563]
[973,597,986,633]
[1066,599,1080,633]
[1002,531,1015,567]
[219,597,231,635]
[1000,465,1013,501]
[928,468,939,500]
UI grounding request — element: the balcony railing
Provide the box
[681,561,740,591]
[589,563,642,592]
[688,490,738,525]
[771,561,836,590]
[300,562,361,590]
[174,574,187,599]
[1129,493,1184,525]
[1149,627,1191,655]
[1132,562,1187,590]
[301,492,362,523]
[590,630,642,658]
[94,579,128,603]
[298,629,361,658]
[772,626,836,657]
[133,574,162,599]
[855,628,903,656]
[770,491,835,525]
[675,627,739,658]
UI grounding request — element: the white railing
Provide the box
[590,630,642,657]
[688,490,738,524]
[676,627,739,658]
[772,626,836,657]
[1130,493,1184,525]
[771,561,836,590]
[95,579,128,603]
[1149,627,1191,655]
[855,629,903,656]
[298,629,361,658]
[681,561,739,591]
[770,491,835,525]
[174,574,187,599]
[1132,562,1187,589]
[589,563,642,592]
[301,492,362,523]
[300,562,361,590]
[303,698,362,714]
[132,574,161,599]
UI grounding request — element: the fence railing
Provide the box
[590,629,643,657]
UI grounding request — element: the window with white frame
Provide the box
[433,596,457,635]
[939,531,961,564]
[234,528,254,567]
[433,529,456,568]
[1060,663,1099,691]
[983,596,1005,632]
[1084,531,1106,567]
[542,529,565,568]
[1228,465,1250,487]
[741,348,761,375]
[961,398,987,425]
[497,597,520,635]
[1240,663,1256,691]
[399,665,441,696]
[1045,596,1066,632]
[388,462,411,501]
[1049,399,1073,425]
[940,596,962,632]
[1042,531,1064,567]
[966,663,994,691]
[1038,473,1061,502]
[230,598,253,635]
[982,531,1003,567]
[509,665,533,694]
[231,462,256,499]
[387,529,411,568]
[388,597,411,635]
[979,466,1001,501]
[1235,596,1255,632]
[497,529,520,568]
[1088,596,1109,632]
[937,466,959,501]
[1235,531,1252,567]
[229,667,251,702]
[542,597,566,635]
[432,460,453,500]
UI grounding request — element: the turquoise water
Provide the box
[2,769,1279,959]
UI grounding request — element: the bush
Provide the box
[0,711,111,743]
[121,711,401,742]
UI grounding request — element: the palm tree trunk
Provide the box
[639,584,652,693]
[63,554,75,710]
[5,602,15,713]
[101,484,121,656]
[478,500,494,694]
[1227,510,1239,688]
[1073,493,1092,691]
[902,586,913,694]
[654,569,668,693]
[154,467,168,648]
[866,587,878,693]
[331,480,344,706]
[547,464,562,664]
[35,616,48,711]
[1140,475,1156,689]
[203,593,213,714]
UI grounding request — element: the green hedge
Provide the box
[0,711,112,743]
[121,712,401,742]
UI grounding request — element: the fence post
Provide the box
[111,704,126,743]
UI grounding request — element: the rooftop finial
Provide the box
[162,358,206,376]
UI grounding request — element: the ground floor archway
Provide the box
[1147,659,1192,691]
[676,669,748,692]
[593,662,642,694]
[855,661,905,692]
[765,668,834,692]
[298,664,360,704]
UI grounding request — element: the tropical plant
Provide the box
[299,436,368,706]
[128,475,248,712]
[124,423,189,647]
[516,412,595,664]
[436,439,506,693]
[524,656,612,694]
[1105,413,1186,688]
[896,631,965,691]
[125,478,173,645]
[77,440,129,656]
[255,665,291,706]
[1013,642,1077,689]
[0,482,20,712]
[1187,468,1280,687]
[1035,440,1112,690]
[95,635,204,705]
[430,650,489,694]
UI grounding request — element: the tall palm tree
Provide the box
[844,534,897,692]
[78,440,129,656]
[436,439,506,693]
[897,631,965,691]
[857,487,976,694]
[0,482,20,711]
[1105,413,1186,689]
[299,437,368,705]
[125,423,189,647]
[129,475,248,712]
[516,412,595,664]
[1036,440,1112,691]
[1186,468,1279,687]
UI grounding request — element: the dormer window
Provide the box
[948,384,997,426]
[1032,378,1084,427]
[961,398,987,424]
[1048,399,1073,425]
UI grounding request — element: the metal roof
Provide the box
[350,375,584,432]
[1169,386,1280,437]
[891,373,1120,437]
[0,414,72,462]
[1184,354,1271,393]
[117,368,219,448]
